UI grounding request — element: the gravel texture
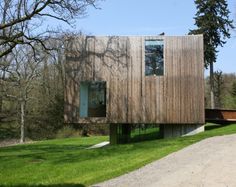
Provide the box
[93,134,236,187]
[0,139,20,147]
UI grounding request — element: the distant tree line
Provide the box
[205,72,236,109]
[0,38,65,141]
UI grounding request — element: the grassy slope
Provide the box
[0,124,236,187]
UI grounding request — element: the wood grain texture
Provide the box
[64,35,204,124]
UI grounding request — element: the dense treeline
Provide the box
[205,72,236,109]
[0,39,65,140]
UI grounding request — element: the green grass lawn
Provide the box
[0,124,236,187]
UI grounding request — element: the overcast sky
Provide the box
[59,0,236,75]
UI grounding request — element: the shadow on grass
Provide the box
[130,123,231,144]
[0,184,85,187]
[205,123,231,131]
[0,143,92,153]
[131,131,161,143]
[0,143,103,165]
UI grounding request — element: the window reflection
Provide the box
[145,40,164,76]
[80,82,106,117]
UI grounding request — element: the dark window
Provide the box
[145,40,164,76]
[79,81,106,117]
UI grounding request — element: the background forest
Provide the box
[205,72,236,109]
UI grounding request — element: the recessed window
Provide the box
[79,81,106,117]
[145,40,164,76]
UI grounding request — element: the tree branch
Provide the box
[0,1,51,30]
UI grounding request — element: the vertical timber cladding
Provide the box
[164,35,204,124]
[64,35,204,124]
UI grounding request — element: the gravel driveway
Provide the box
[93,134,236,187]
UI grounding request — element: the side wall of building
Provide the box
[64,35,204,124]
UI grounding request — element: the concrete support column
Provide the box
[109,124,118,145]
[161,124,204,138]
[109,124,131,144]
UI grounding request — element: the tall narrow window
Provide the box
[145,40,164,76]
[79,81,106,117]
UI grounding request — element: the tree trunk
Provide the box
[0,66,6,113]
[0,96,2,113]
[214,70,223,108]
[20,100,25,143]
[57,52,65,89]
[210,62,215,109]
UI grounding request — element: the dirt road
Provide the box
[94,134,236,187]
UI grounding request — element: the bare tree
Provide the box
[0,0,99,58]
[1,45,42,142]
[0,55,12,113]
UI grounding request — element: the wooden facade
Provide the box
[64,35,204,124]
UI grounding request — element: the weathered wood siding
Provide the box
[64,35,204,124]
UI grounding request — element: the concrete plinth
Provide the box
[160,124,204,138]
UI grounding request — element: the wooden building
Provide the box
[64,35,205,143]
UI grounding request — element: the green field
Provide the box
[0,124,236,187]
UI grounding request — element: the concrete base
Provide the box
[86,141,110,149]
[160,124,204,138]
